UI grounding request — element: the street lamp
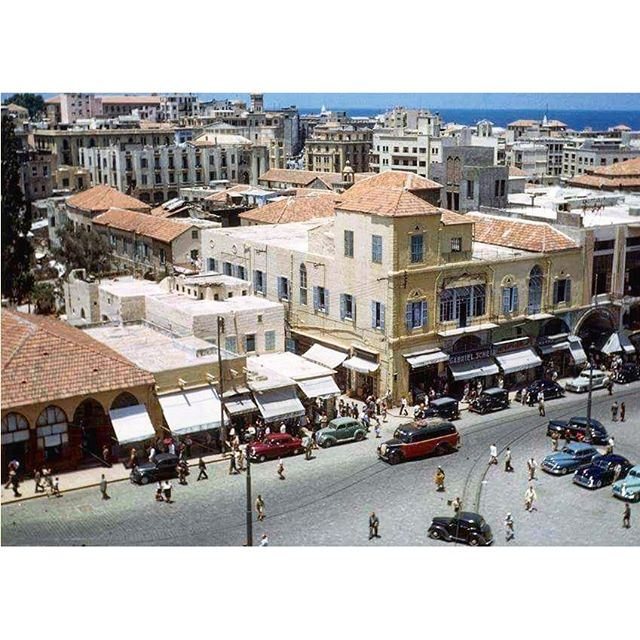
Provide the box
[245,445,253,547]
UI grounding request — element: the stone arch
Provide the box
[574,307,616,351]
[71,398,115,461]
[539,317,571,337]
[1,412,32,478]
[528,264,544,314]
[451,334,482,354]
[36,405,69,463]
[111,392,139,410]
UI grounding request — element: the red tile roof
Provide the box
[468,213,579,253]
[342,171,441,196]
[1,310,154,410]
[258,169,373,188]
[67,185,151,214]
[565,158,640,190]
[240,192,338,224]
[337,186,442,218]
[93,208,195,243]
[593,157,640,177]
[440,210,476,226]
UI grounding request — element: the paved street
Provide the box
[2,384,639,546]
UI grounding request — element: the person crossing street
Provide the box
[504,447,514,472]
[525,484,537,512]
[527,457,538,481]
[504,513,515,541]
[623,503,631,529]
[620,402,626,422]
[434,467,446,492]
[277,459,285,480]
[256,494,266,521]
[537,391,545,417]
[99,474,110,500]
[368,512,380,539]
[611,401,619,422]
[489,443,498,466]
[197,458,208,481]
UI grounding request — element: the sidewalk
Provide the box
[1,451,228,506]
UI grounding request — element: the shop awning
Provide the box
[405,349,450,369]
[302,344,348,369]
[108,404,156,444]
[601,332,636,355]
[539,340,570,355]
[342,356,380,374]
[296,376,341,399]
[158,387,222,436]
[449,358,499,381]
[567,336,588,365]
[437,322,498,338]
[253,386,306,423]
[494,348,542,375]
[224,394,258,416]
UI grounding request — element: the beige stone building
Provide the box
[304,123,372,174]
[202,171,587,402]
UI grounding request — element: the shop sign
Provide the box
[448,347,492,365]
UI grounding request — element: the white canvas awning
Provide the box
[253,386,306,423]
[405,349,449,369]
[601,332,635,355]
[567,336,588,364]
[302,344,348,369]
[539,340,570,355]
[109,404,156,444]
[342,356,379,374]
[449,358,499,381]
[296,376,341,399]
[494,348,542,375]
[158,387,222,436]
[224,394,258,416]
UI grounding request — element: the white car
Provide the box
[565,369,610,393]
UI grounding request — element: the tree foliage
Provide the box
[32,282,57,315]
[4,93,45,118]
[52,221,112,276]
[1,116,34,303]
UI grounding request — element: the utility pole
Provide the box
[245,450,253,546]
[217,316,227,453]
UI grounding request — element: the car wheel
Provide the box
[355,432,364,442]
[293,448,300,455]
[429,529,440,540]
[596,480,603,489]
[324,439,333,448]
[140,475,149,485]
[561,468,568,475]
[389,452,402,465]
[259,455,266,463]
[469,537,479,546]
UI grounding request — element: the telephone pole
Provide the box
[246,451,253,546]
[217,316,227,453]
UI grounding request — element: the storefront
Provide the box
[108,404,156,448]
[252,384,306,425]
[296,375,341,421]
[601,331,636,362]
[158,386,223,438]
[536,334,587,377]
[447,346,499,398]
[492,338,542,390]
[301,343,349,394]
[403,348,449,404]
[223,391,259,432]
[342,349,380,399]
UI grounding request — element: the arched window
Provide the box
[2,412,30,444]
[299,263,308,305]
[528,265,544,314]
[111,392,138,410]
[36,405,68,459]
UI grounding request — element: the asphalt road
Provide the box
[2,383,640,546]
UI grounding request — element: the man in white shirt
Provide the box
[489,444,498,465]
[260,533,269,546]
[279,423,287,434]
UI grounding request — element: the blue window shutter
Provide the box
[565,279,571,303]
[325,289,330,314]
[380,303,386,331]
[502,287,510,313]
[421,301,428,327]
[340,294,346,320]
[405,302,413,329]
[513,287,519,313]
[371,301,377,328]
[313,286,319,310]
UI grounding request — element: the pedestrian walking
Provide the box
[99,474,110,500]
[260,533,269,546]
[489,443,498,466]
[197,457,208,480]
[504,513,515,542]
[527,457,538,481]
[42,466,53,493]
[51,477,61,498]
[10,473,21,497]
[623,503,631,529]
[277,459,285,480]
[4,459,19,489]
[606,436,615,455]
[236,448,245,472]
[611,401,619,422]
[524,484,537,512]
[256,494,265,521]
[537,392,545,417]
[504,447,514,472]
[155,482,164,502]
[102,444,110,465]
[34,468,44,493]
[228,452,238,475]
[399,396,408,416]
[128,447,138,469]
[620,402,626,422]
[162,480,173,503]
[551,432,559,452]
[368,512,380,539]
[607,379,614,396]
[434,467,446,492]
[450,496,462,514]
[381,401,388,423]
[613,463,623,484]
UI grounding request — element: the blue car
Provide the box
[573,454,633,489]
[541,443,600,476]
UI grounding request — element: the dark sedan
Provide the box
[573,454,633,489]
[515,380,565,403]
[130,453,180,485]
[469,388,510,414]
[428,512,493,546]
[615,363,640,384]
[541,443,600,475]
[547,417,609,445]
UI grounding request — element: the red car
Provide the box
[377,421,460,465]
[247,433,304,462]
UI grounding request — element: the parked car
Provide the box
[378,421,460,465]
[130,453,180,485]
[614,363,640,384]
[316,417,368,448]
[541,443,600,475]
[612,465,640,502]
[247,433,303,462]
[421,397,460,420]
[573,454,633,490]
[514,380,565,403]
[565,369,610,393]
[469,387,510,414]
[428,512,493,546]
[546,417,609,445]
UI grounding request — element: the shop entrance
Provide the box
[72,399,115,463]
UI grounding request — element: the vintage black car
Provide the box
[469,387,510,414]
[615,363,640,384]
[130,453,181,485]
[546,416,609,445]
[428,512,493,546]
[573,454,633,489]
[421,397,460,420]
[514,379,565,403]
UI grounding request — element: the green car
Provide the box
[316,417,368,448]
[612,465,640,502]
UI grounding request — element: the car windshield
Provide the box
[393,428,412,443]
[629,470,640,479]
[580,371,602,379]
[593,458,611,470]
[562,447,577,455]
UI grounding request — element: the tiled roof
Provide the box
[1,310,153,410]
[507,119,538,127]
[45,95,61,105]
[258,169,372,188]
[206,184,255,202]
[440,210,476,226]
[240,192,338,224]
[67,185,151,214]
[337,186,442,217]
[93,208,194,243]
[342,170,441,198]
[509,166,528,177]
[593,157,640,177]
[468,213,579,253]
[566,174,640,190]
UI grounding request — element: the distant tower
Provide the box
[250,93,264,114]
[342,160,355,184]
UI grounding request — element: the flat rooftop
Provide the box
[472,242,537,261]
[84,322,237,372]
[179,271,249,287]
[98,277,165,297]
[149,291,283,315]
[248,351,334,381]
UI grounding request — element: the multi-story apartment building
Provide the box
[561,138,640,177]
[382,108,443,132]
[45,93,104,125]
[304,123,372,173]
[159,94,200,121]
[100,95,161,120]
[201,171,588,403]
[17,147,57,203]
[566,157,640,192]
[508,142,548,181]
[506,117,568,141]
